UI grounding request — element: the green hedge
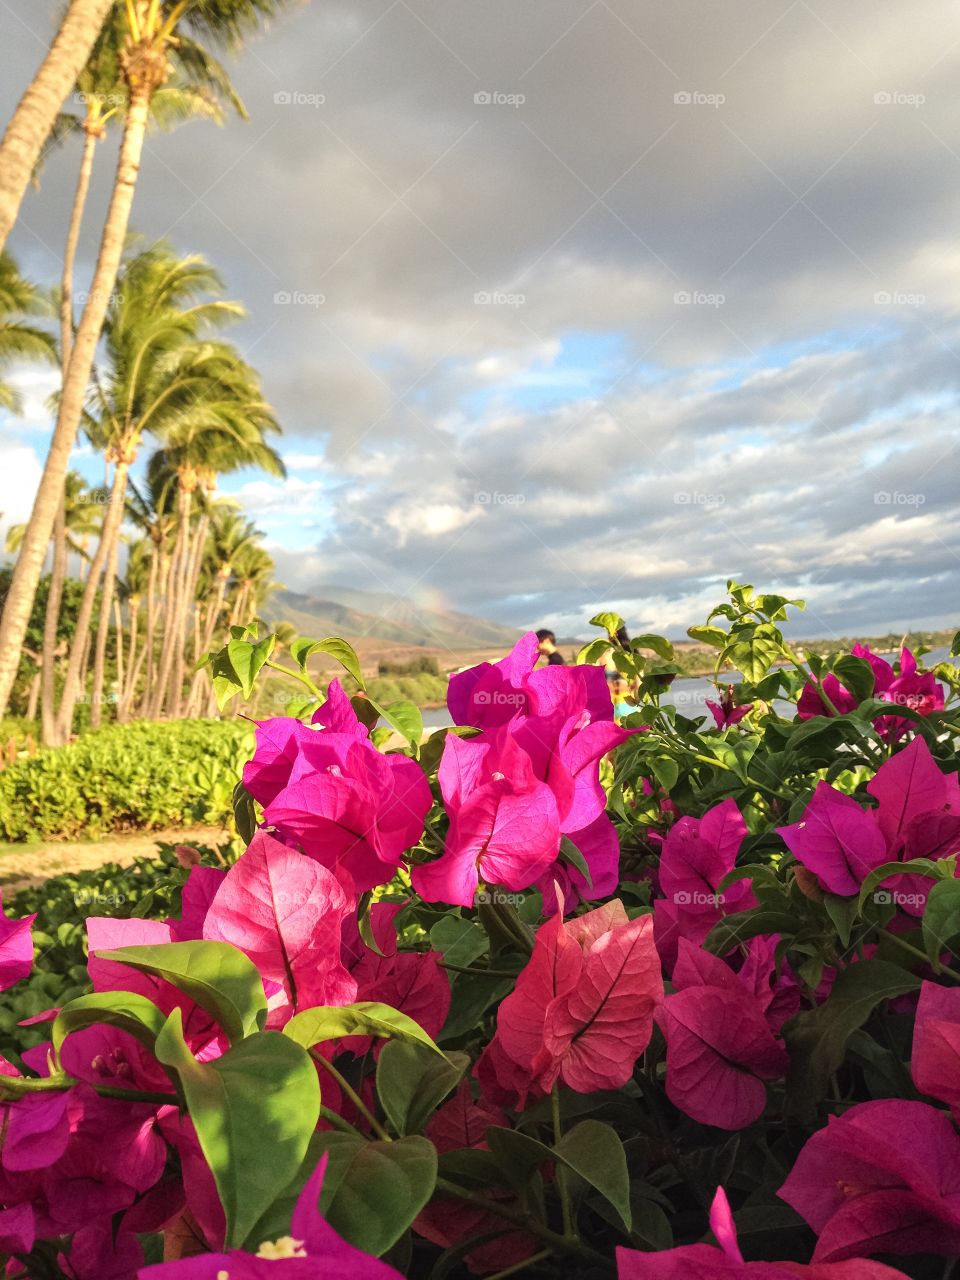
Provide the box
[0,719,254,842]
[1,840,234,1059]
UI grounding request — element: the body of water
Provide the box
[417,646,957,730]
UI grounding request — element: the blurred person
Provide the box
[536,628,565,665]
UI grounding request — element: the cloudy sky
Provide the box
[2,0,959,639]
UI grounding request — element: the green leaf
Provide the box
[922,879,960,967]
[705,910,801,954]
[823,894,859,948]
[156,1012,320,1248]
[555,1119,632,1232]
[370,698,423,747]
[376,1041,468,1135]
[290,636,364,688]
[833,655,875,703]
[52,991,167,1061]
[631,633,675,660]
[312,1132,437,1258]
[284,1002,445,1055]
[783,959,921,1122]
[722,623,784,682]
[227,634,276,699]
[430,916,488,969]
[650,755,679,792]
[576,638,611,666]
[558,836,593,888]
[232,780,257,847]
[687,625,728,649]
[97,941,267,1044]
[589,611,625,638]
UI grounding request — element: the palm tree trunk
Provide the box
[185,570,228,716]
[170,507,207,718]
[113,595,124,709]
[41,127,99,746]
[152,489,190,717]
[0,80,154,717]
[90,501,123,729]
[56,458,129,738]
[119,596,139,720]
[25,669,41,721]
[39,499,67,744]
[140,542,160,715]
[0,0,114,253]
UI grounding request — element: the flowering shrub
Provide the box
[0,583,959,1278]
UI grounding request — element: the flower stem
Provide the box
[882,929,960,982]
[551,1083,576,1240]
[319,1104,365,1137]
[434,1178,604,1263]
[265,658,324,701]
[310,1050,392,1142]
[486,1249,553,1279]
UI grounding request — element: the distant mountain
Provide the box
[270,584,521,654]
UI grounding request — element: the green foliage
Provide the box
[0,718,252,840]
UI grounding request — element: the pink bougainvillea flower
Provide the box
[448,632,613,731]
[139,1153,403,1278]
[0,892,35,991]
[258,731,431,894]
[412,724,561,908]
[169,865,226,942]
[345,902,450,1048]
[779,1099,960,1261]
[616,1186,911,1278]
[482,897,662,1105]
[653,799,756,973]
[537,812,622,914]
[877,647,946,740]
[310,677,370,738]
[777,738,960,910]
[706,686,753,730]
[911,980,960,1118]
[203,830,357,1025]
[777,782,888,897]
[657,940,789,1130]
[797,645,943,742]
[0,1202,35,1253]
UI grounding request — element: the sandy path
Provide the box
[0,826,226,892]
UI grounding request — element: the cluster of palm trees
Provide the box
[0,0,297,743]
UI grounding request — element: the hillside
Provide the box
[270,585,521,673]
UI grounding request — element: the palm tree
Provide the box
[0,0,115,253]
[55,240,247,738]
[143,377,283,718]
[0,0,295,718]
[0,254,56,412]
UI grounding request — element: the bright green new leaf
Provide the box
[156,1011,320,1248]
[97,940,267,1044]
[283,1002,445,1055]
